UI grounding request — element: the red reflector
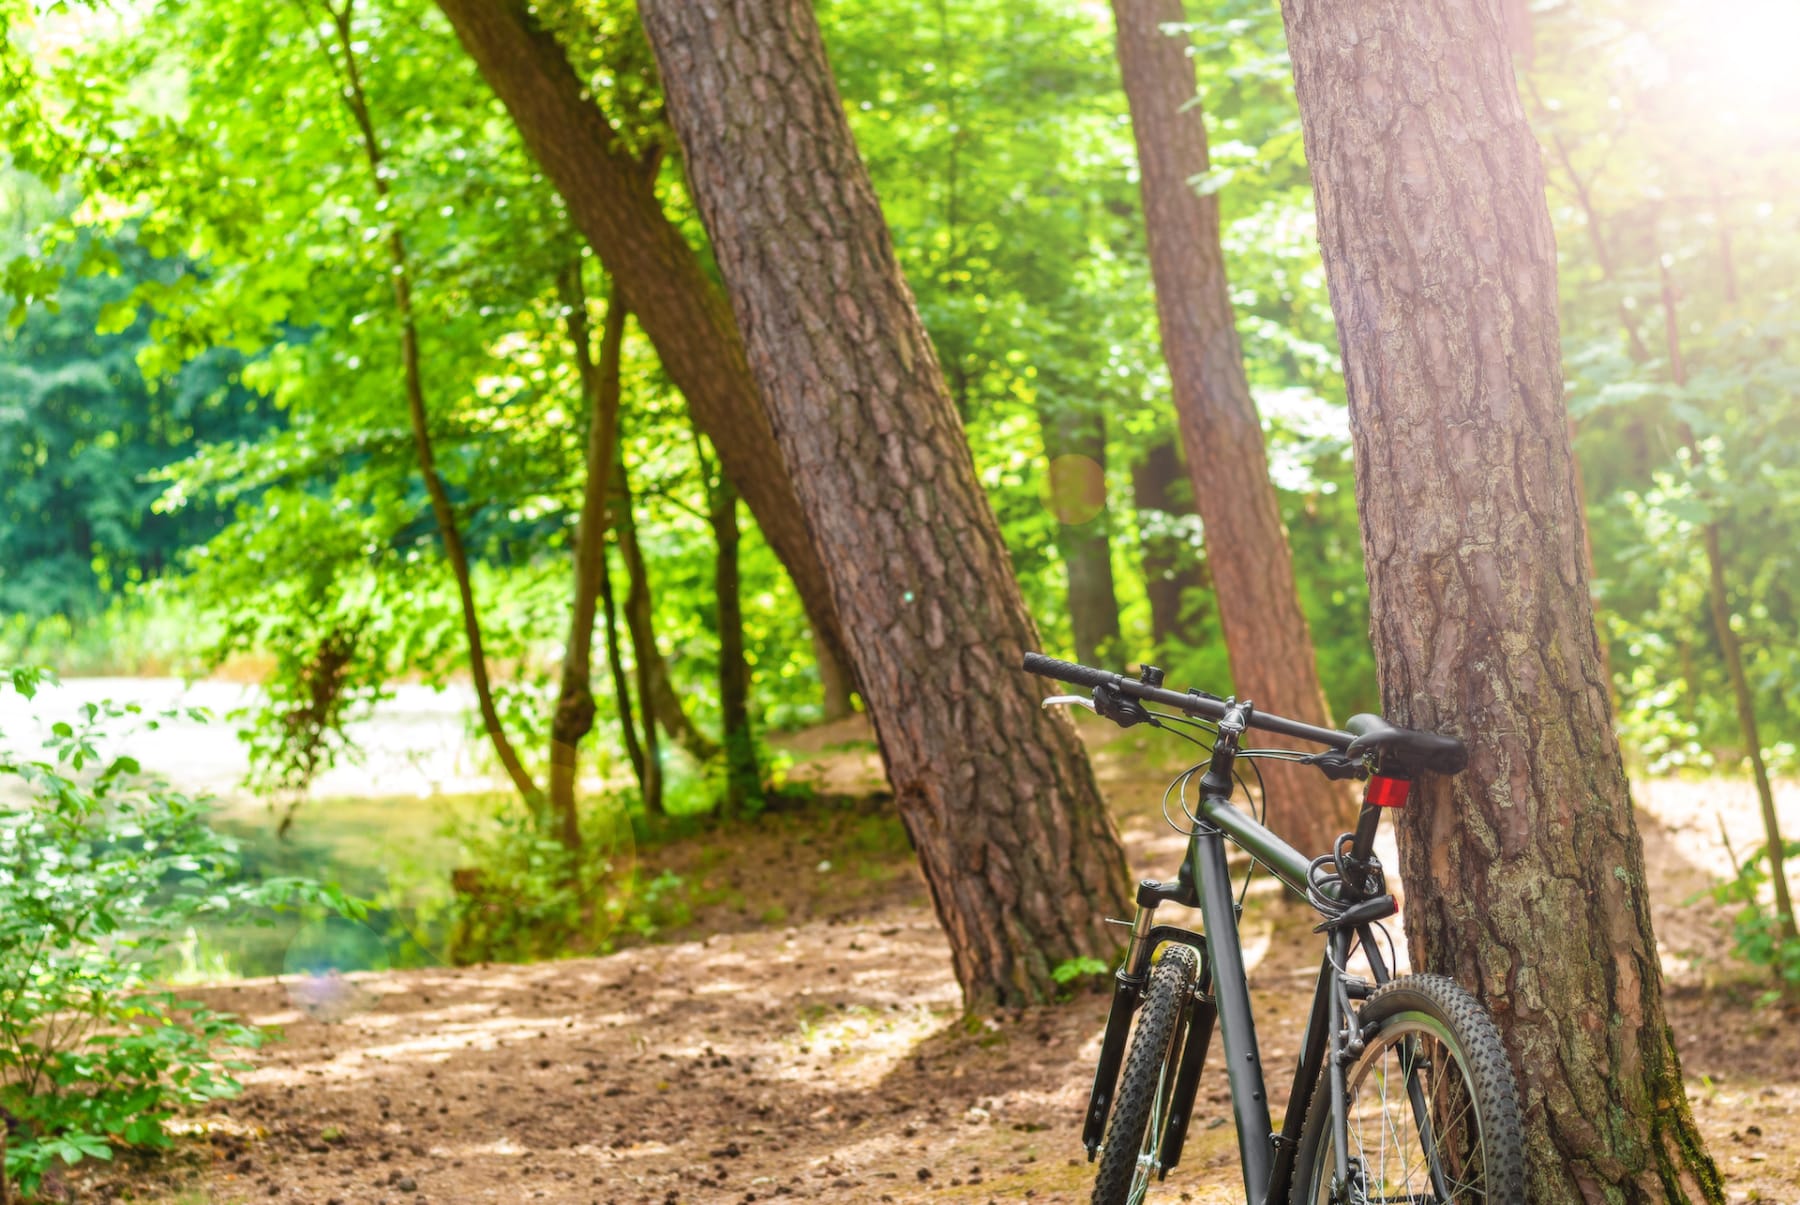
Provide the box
[1366,776,1411,808]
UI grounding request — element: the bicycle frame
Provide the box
[1081,701,1402,1205]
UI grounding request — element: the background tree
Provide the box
[1278,0,1723,1196]
[1111,0,1353,853]
[638,0,1132,1007]
[1527,0,1800,978]
[431,0,856,718]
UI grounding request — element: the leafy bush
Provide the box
[444,798,653,965]
[0,668,358,1199]
[1051,956,1112,985]
[1709,838,1800,998]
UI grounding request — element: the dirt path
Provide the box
[81,892,1800,1205]
[47,717,1800,1204]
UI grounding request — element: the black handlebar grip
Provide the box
[1021,652,1116,690]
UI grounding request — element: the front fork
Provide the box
[1081,877,1214,1164]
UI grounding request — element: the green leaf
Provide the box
[94,298,139,335]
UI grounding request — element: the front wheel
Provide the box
[1292,974,1526,1204]
[1091,943,1199,1205]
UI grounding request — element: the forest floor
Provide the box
[63,719,1800,1205]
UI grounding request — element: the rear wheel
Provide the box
[1091,943,1199,1205]
[1291,974,1526,1203]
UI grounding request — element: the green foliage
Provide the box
[1051,955,1112,985]
[1708,840,1800,994]
[1531,0,1800,766]
[0,224,278,630]
[0,668,361,1197]
[2,0,1793,869]
[443,797,650,964]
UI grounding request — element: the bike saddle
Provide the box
[1343,714,1468,776]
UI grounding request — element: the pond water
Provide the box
[4,677,513,981]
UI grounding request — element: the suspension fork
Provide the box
[1081,875,1208,1160]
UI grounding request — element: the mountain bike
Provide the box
[1023,652,1527,1205]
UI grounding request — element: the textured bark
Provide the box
[1279,0,1723,1199]
[1041,401,1122,666]
[639,0,1132,1007]
[1501,0,1533,64]
[1111,0,1353,853]
[1132,438,1209,654]
[546,266,627,849]
[432,0,854,708]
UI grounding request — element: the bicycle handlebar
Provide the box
[1022,651,1354,750]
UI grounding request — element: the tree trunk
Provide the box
[1657,257,1797,946]
[646,644,720,766]
[546,263,628,850]
[612,455,664,817]
[598,537,647,796]
[1132,438,1209,655]
[638,0,1132,1009]
[812,627,855,721]
[318,2,538,808]
[1041,400,1122,666]
[433,0,856,705]
[1110,0,1353,854]
[1280,1,1724,1199]
[708,463,763,814]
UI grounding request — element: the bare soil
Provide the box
[57,722,1800,1205]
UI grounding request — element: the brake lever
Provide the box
[1041,694,1098,713]
[1300,749,1369,781]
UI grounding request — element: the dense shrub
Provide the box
[0,668,358,1199]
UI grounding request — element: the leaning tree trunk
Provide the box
[1280,0,1723,1198]
[1111,0,1353,854]
[433,0,855,711]
[638,0,1132,1008]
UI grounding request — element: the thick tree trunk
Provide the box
[708,466,763,814]
[433,0,855,704]
[1110,0,1353,854]
[1041,401,1122,666]
[1280,1,1723,1199]
[1132,438,1209,655]
[639,0,1132,1008]
[546,265,627,850]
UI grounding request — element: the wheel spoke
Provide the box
[1323,1016,1494,1204]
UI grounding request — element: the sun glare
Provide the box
[1679,0,1800,135]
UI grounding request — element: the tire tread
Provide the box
[1091,944,1200,1205]
[1290,972,1527,1203]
